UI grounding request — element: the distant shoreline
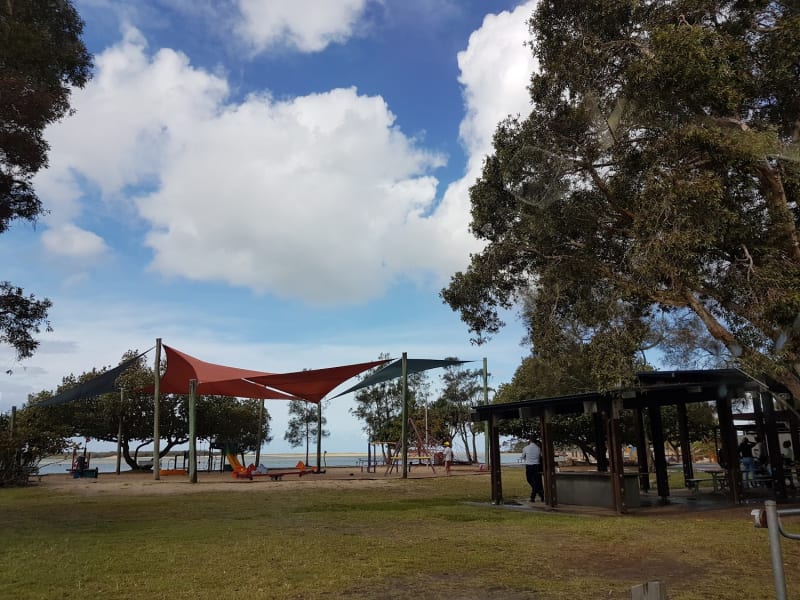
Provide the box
[50,451,371,460]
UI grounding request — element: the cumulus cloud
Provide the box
[41,223,109,259]
[234,0,371,53]
[37,2,537,306]
[138,86,445,303]
[426,2,538,262]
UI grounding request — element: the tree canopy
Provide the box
[0,0,92,359]
[442,1,800,400]
[284,399,327,464]
[350,354,430,453]
[28,350,272,470]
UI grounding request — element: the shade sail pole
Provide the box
[116,388,124,475]
[401,352,408,479]
[153,338,161,481]
[255,399,264,467]
[316,400,323,472]
[189,378,197,483]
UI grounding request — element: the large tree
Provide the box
[1,0,92,359]
[443,1,800,399]
[350,354,430,457]
[30,351,272,470]
[284,399,328,465]
[434,360,484,462]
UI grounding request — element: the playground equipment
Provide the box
[225,452,316,481]
[68,450,98,479]
[385,418,436,476]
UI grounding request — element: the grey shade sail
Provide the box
[332,358,472,398]
[36,350,151,407]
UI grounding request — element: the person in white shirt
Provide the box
[442,441,454,476]
[521,437,544,502]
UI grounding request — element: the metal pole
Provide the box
[316,401,323,472]
[189,378,197,483]
[401,352,408,479]
[153,338,161,480]
[116,389,124,475]
[764,500,788,600]
[255,399,264,467]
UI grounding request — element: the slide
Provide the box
[226,452,254,479]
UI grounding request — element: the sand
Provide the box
[32,464,475,496]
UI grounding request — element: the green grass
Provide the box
[0,471,797,599]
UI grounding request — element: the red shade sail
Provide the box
[247,359,391,403]
[159,345,297,400]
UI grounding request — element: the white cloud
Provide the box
[426,2,539,266]
[234,0,371,54]
[37,4,537,305]
[458,3,538,170]
[41,223,109,259]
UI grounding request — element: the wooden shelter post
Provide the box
[488,414,503,504]
[790,404,800,486]
[540,411,557,507]
[649,405,670,501]
[116,388,124,475]
[607,399,626,514]
[677,402,694,485]
[716,395,740,503]
[188,378,197,483]
[762,391,785,498]
[593,412,608,472]
[634,407,650,491]
[483,357,490,468]
[153,337,161,480]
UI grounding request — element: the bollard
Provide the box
[752,500,789,600]
[631,580,667,600]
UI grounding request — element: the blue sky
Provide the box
[1,0,541,453]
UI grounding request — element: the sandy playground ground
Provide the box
[32,464,487,497]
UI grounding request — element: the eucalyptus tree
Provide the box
[435,361,484,462]
[442,2,800,401]
[284,399,327,464]
[1,0,92,359]
[350,354,430,456]
[30,350,271,470]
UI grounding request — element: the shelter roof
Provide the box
[471,368,788,421]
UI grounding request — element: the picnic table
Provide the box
[687,469,728,494]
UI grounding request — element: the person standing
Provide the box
[739,436,756,486]
[521,437,544,502]
[442,441,454,476]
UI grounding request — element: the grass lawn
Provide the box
[0,469,797,599]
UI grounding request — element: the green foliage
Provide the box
[0,407,70,486]
[0,0,92,359]
[28,349,272,469]
[284,399,327,463]
[430,360,484,460]
[443,1,800,401]
[350,353,430,448]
